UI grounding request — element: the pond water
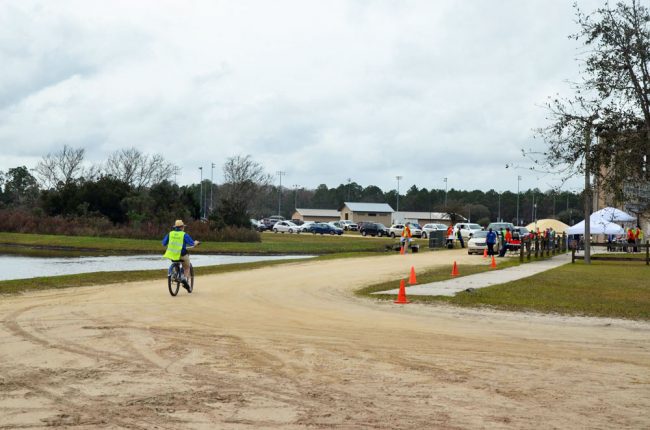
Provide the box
[0,254,313,281]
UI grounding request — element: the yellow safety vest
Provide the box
[163,230,186,260]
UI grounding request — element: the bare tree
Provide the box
[105,148,178,188]
[34,145,86,189]
[217,155,271,226]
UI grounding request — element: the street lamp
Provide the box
[276,171,286,216]
[516,175,521,225]
[395,175,402,216]
[199,166,203,219]
[443,177,448,207]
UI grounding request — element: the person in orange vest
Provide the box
[498,227,512,257]
[627,227,636,253]
[633,225,642,253]
[401,223,413,252]
[446,225,454,248]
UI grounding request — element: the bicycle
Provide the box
[168,259,194,296]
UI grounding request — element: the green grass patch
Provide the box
[0,231,402,256]
[360,259,650,320]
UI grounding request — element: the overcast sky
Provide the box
[0,0,603,194]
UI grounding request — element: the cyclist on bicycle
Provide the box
[163,219,200,289]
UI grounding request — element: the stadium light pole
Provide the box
[210,162,215,215]
[395,175,402,215]
[199,166,203,219]
[443,177,448,208]
[293,184,299,210]
[497,191,501,222]
[347,178,352,201]
[276,171,286,217]
[516,175,521,225]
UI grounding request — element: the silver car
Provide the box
[467,230,489,254]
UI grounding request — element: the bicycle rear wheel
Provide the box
[168,265,180,296]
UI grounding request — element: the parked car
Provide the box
[467,230,489,255]
[272,220,301,233]
[421,223,448,239]
[329,221,346,230]
[345,222,359,231]
[250,219,266,231]
[486,222,515,236]
[261,217,283,230]
[299,221,315,232]
[513,226,531,240]
[359,222,389,237]
[388,223,423,238]
[453,223,483,240]
[305,222,343,235]
[339,220,354,230]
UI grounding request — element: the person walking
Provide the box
[498,227,512,257]
[401,223,413,253]
[446,225,454,248]
[486,227,497,256]
[457,226,465,248]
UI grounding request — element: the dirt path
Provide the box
[1,249,648,429]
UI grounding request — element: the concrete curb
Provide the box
[374,253,572,297]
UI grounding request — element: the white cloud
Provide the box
[0,0,601,193]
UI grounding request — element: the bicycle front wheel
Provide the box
[187,264,194,293]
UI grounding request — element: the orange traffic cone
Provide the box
[408,266,417,285]
[451,261,459,277]
[483,248,488,258]
[400,245,405,255]
[394,279,409,304]
[491,255,497,268]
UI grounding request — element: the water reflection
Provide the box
[0,254,312,281]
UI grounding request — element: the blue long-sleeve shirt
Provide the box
[162,229,196,256]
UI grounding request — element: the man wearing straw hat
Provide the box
[163,219,200,289]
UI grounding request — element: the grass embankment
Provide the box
[0,231,399,255]
[361,259,650,320]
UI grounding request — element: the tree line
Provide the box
[0,147,585,237]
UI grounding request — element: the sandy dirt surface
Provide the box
[1,249,649,429]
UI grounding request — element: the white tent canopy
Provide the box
[591,207,636,223]
[566,219,624,235]
[566,207,634,235]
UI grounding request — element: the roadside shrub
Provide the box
[0,209,260,242]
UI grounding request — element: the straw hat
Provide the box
[174,219,186,228]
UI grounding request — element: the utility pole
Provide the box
[199,166,203,219]
[276,171,286,217]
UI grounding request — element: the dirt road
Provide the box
[1,249,648,429]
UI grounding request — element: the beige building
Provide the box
[291,208,341,223]
[392,211,451,226]
[340,202,394,226]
